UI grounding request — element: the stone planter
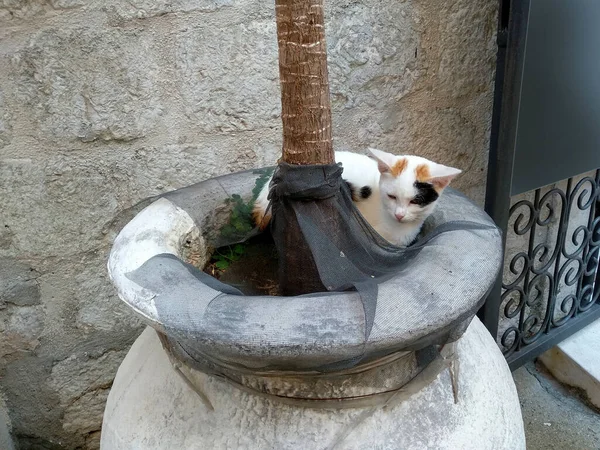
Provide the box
[102,169,525,449]
[102,320,524,449]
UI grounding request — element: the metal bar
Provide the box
[480,0,532,339]
[516,188,539,352]
[592,170,600,304]
[507,303,600,370]
[574,170,599,316]
[543,178,572,334]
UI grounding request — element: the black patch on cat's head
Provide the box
[360,186,372,199]
[412,182,439,207]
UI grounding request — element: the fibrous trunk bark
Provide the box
[276,0,334,165]
[275,0,334,295]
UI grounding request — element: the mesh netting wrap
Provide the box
[268,163,497,342]
[108,165,502,397]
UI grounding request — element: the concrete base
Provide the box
[101,317,524,450]
[539,319,600,409]
[513,362,600,450]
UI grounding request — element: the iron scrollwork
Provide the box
[499,170,600,356]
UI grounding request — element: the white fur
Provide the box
[366,148,461,245]
[253,149,460,247]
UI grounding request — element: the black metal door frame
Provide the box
[480,0,600,370]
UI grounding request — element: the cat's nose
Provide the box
[395,212,405,221]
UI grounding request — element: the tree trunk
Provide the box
[276,0,334,165]
[274,0,334,295]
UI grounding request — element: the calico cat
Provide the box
[253,148,461,247]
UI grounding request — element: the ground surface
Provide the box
[514,361,600,450]
[203,234,280,296]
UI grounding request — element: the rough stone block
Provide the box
[11,27,163,142]
[0,90,10,149]
[0,259,40,307]
[0,0,86,21]
[0,395,14,450]
[327,1,417,110]
[436,0,498,98]
[0,259,43,359]
[63,389,110,439]
[175,19,280,133]
[103,0,234,21]
[50,350,128,405]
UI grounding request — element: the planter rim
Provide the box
[108,168,502,370]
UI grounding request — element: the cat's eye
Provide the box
[410,198,422,205]
[387,194,397,200]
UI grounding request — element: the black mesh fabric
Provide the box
[268,162,493,339]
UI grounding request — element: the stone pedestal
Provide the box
[101,317,525,450]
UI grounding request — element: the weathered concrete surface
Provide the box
[513,361,600,450]
[539,319,600,409]
[0,0,497,448]
[0,395,15,450]
[101,319,525,450]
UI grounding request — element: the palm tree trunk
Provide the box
[274,0,334,295]
[276,0,334,165]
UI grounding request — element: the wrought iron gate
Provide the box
[481,0,600,369]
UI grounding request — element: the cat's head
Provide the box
[368,148,461,224]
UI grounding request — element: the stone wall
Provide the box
[0,0,498,448]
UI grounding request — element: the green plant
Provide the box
[218,168,274,242]
[251,168,273,202]
[211,244,247,270]
[212,168,275,271]
[219,194,255,240]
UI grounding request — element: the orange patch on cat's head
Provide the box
[390,158,408,177]
[415,164,431,182]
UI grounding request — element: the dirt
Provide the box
[203,233,281,296]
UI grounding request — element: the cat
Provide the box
[253,148,461,247]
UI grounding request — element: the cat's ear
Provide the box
[428,163,462,190]
[367,148,397,174]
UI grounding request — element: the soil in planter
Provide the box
[203,232,281,296]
